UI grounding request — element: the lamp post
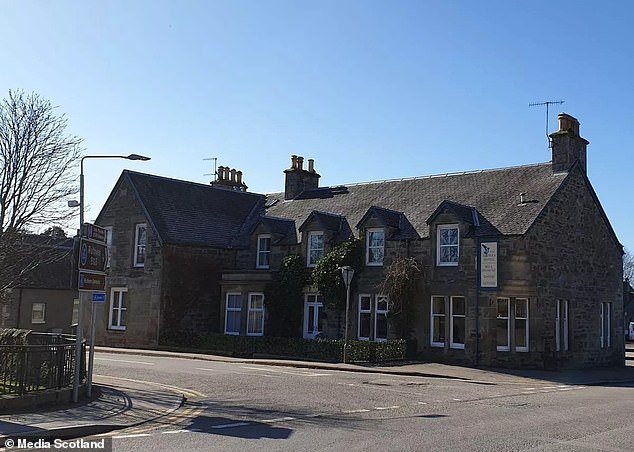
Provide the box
[73,153,150,403]
[340,266,354,364]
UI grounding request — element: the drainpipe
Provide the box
[16,288,23,329]
[475,241,480,367]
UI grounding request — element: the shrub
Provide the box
[160,331,406,363]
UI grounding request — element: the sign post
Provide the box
[77,222,108,398]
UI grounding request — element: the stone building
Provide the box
[94,113,624,369]
[0,235,78,334]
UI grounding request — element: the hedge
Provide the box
[160,330,408,363]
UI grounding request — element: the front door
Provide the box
[303,294,323,339]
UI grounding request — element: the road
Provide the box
[90,350,634,451]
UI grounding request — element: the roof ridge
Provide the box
[264,162,552,195]
[124,170,263,198]
[343,161,552,188]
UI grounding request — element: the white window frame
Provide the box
[247,293,265,336]
[31,302,46,324]
[430,295,446,347]
[374,295,389,342]
[601,302,612,348]
[133,223,147,268]
[104,226,113,269]
[256,234,271,269]
[303,294,324,339]
[515,298,529,352]
[366,228,385,266]
[358,294,372,341]
[109,287,127,331]
[437,224,459,267]
[450,296,466,349]
[556,299,569,352]
[224,292,242,336]
[496,298,510,352]
[307,231,325,267]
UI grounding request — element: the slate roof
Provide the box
[10,235,75,289]
[100,171,266,248]
[266,163,568,240]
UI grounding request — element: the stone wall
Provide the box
[161,245,237,338]
[523,167,623,368]
[96,176,163,348]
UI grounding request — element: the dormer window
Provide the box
[437,224,459,266]
[256,234,271,269]
[307,231,324,267]
[366,228,384,266]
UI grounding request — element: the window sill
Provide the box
[436,262,458,267]
[224,332,240,336]
[31,321,46,324]
[450,344,465,350]
[108,326,126,331]
[431,342,444,348]
[365,262,384,267]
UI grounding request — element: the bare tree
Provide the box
[0,90,82,295]
[624,248,634,283]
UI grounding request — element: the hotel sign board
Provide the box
[480,241,498,289]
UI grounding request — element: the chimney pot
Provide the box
[297,156,304,170]
[236,170,243,185]
[217,166,225,180]
[308,159,315,173]
[291,155,298,169]
[230,168,237,182]
[558,113,580,136]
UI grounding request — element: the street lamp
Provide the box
[340,266,354,364]
[73,153,151,403]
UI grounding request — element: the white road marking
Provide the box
[375,406,400,410]
[240,366,330,377]
[95,357,154,365]
[452,398,462,401]
[113,433,152,439]
[212,422,251,429]
[162,430,189,434]
[523,388,536,391]
[417,402,427,405]
[342,409,370,414]
[261,417,296,423]
[558,387,574,391]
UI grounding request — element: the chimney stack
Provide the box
[211,164,248,191]
[284,154,320,200]
[550,113,589,174]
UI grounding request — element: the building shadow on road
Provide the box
[185,415,292,440]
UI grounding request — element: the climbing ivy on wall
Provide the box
[264,254,309,337]
[311,239,363,309]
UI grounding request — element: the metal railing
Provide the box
[0,332,85,396]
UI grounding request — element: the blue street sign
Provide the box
[92,292,107,303]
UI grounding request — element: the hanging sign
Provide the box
[480,241,498,289]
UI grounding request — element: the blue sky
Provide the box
[1,1,632,255]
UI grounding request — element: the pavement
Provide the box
[2,344,634,446]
